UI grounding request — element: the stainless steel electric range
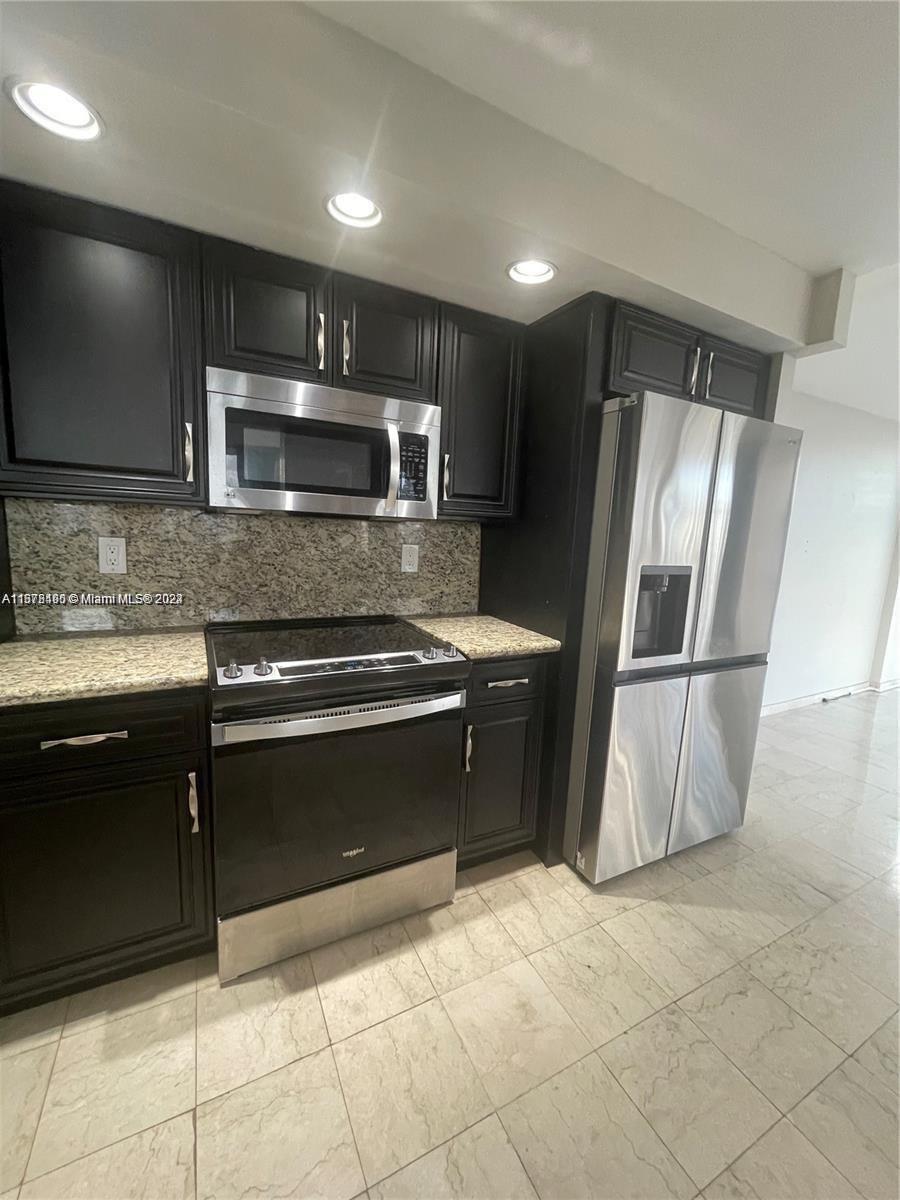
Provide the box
[207,616,470,981]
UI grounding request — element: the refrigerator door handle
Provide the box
[703,351,715,399]
[689,346,701,395]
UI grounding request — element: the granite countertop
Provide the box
[0,631,208,708]
[409,614,561,660]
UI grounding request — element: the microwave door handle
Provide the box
[386,423,400,506]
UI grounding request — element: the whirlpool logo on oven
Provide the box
[342,846,366,859]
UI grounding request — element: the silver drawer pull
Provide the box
[442,452,450,501]
[188,771,199,834]
[465,724,474,772]
[342,318,351,376]
[486,678,530,689]
[40,730,129,750]
[184,422,194,483]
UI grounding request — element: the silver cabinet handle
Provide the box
[442,452,450,502]
[184,422,194,483]
[465,724,474,773]
[689,347,701,396]
[486,678,530,689]
[386,423,400,505]
[40,730,129,750]
[188,771,199,834]
[342,318,351,376]
[704,351,715,399]
[317,312,326,371]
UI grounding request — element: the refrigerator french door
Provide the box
[565,392,801,885]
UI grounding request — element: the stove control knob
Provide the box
[223,659,242,680]
[253,656,274,676]
[443,644,457,657]
[422,646,439,660]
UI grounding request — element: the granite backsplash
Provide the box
[5,500,480,635]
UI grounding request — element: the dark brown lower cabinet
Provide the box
[0,701,213,1014]
[459,658,548,863]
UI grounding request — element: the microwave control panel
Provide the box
[398,433,429,501]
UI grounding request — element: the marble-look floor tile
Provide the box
[746,931,896,1053]
[63,960,197,1038]
[837,808,900,851]
[705,1118,864,1200]
[712,857,832,931]
[750,838,872,901]
[853,1015,899,1096]
[836,880,900,937]
[26,995,194,1181]
[600,1006,779,1189]
[796,906,898,1002]
[369,1115,537,1200]
[0,1044,55,1191]
[790,1059,899,1200]
[529,923,669,1047]
[799,821,899,877]
[665,874,789,959]
[678,966,844,1112]
[196,1048,364,1200]
[797,790,863,820]
[735,809,818,850]
[19,1113,194,1200]
[311,921,434,1042]
[193,953,220,991]
[754,748,819,779]
[603,900,735,1000]
[669,834,754,875]
[0,1000,67,1061]
[403,893,521,995]
[454,870,476,898]
[500,1053,695,1200]
[442,959,590,1106]
[464,851,543,891]
[197,953,327,1102]
[332,998,491,1185]
[545,864,645,924]
[480,869,593,954]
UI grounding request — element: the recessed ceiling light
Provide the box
[507,259,556,285]
[5,79,102,140]
[325,192,383,229]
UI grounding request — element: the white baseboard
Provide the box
[869,678,900,693]
[761,682,871,717]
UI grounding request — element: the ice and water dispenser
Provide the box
[631,566,692,658]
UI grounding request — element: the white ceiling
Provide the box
[794,264,900,423]
[0,1,894,351]
[319,1,899,276]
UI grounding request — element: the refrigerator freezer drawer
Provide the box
[693,413,802,663]
[667,664,767,854]
[577,675,688,884]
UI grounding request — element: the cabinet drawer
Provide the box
[468,658,544,705]
[0,690,205,779]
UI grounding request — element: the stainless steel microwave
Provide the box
[207,368,441,519]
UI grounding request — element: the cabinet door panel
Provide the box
[701,337,769,417]
[460,699,540,859]
[333,276,436,401]
[439,306,522,519]
[0,756,211,1002]
[0,182,201,503]
[203,238,328,381]
[609,302,700,399]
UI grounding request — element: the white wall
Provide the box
[765,389,899,707]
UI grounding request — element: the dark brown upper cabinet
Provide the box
[0,181,203,504]
[608,301,770,418]
[438,305,523,520]
[333,275,437,402]
[203,237,330,382]
[699,335,770,416]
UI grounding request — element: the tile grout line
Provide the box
[17,995,67,1189]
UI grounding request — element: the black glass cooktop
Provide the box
[209,616,440,669]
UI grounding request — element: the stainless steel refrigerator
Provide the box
[562,391,802,885]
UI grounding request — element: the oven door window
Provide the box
[225,408,390,497]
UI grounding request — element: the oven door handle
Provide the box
[213,690,464,746]
[386,423,401,507]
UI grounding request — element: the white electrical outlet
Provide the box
[98,536,127,575]
[400,544,419,574]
